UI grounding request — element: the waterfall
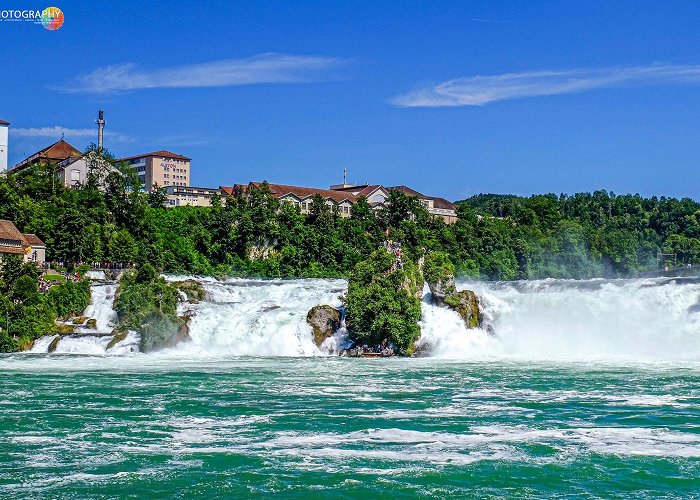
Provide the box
[76,282,118,333]
[419,277,700,361]
[30,281,138,355]
[171,277,347,356]
[26,275,700,361]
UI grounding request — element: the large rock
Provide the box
[166,314,193,349]
[54,322,75,334]
[306,305,341,347]
[137,315,189,353]
[106,329,129,350]
[444,290,481,329]
[47,336,60,353]
[427,275,456,305]
[173,280,206,303]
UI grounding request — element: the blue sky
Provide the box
[3,1,700,200]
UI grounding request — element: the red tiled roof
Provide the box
[249,182,357,204]
[431,197,457,210]
[22,233,45,246]
[355,185,384,197]
[115,150,191,162]
[0,119,10,125]
[219,186,234,196]
[13,139,82,170]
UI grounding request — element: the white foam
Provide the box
[171,279,346,356]
[76,282,118,333]
[419,278,700,362]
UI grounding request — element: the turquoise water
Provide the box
[2,355,700,498]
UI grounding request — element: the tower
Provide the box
[0,119,9,172]
[96,109,105,149]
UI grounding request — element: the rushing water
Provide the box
[4,277,700,497]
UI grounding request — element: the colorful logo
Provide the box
[41,6,63,30]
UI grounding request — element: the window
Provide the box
[70,169,80,182]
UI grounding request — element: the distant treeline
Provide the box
[2,150,700,280]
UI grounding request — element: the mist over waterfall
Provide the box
[420,277,700,362]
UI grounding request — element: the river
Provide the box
[2,277,700,497]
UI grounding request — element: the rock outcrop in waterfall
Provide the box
[306,305,341,347]
[344,246,423,356]
[424,251,481,329]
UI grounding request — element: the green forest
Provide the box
[2,149,700,281]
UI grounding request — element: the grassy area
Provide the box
[43,274,65,282]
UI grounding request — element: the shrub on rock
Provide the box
[345,249,422,355]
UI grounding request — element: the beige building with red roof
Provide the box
[114,150,191,192]
[0,220,46,263]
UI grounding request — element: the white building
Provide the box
[55,150,120,188]
[0,119,9,172]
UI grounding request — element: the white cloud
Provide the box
[391,64,700,107]
[12,126,131,142]
[61,53,342,93]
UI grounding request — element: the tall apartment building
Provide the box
[114,150,191,191]
[0,119,9,172]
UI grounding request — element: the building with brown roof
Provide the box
[11,138,121,189]
[21,233,46,263]
[330,183,458,223]
[386,185,458,224]
[114,150,191,191]
[329,184,390,206]
[0,220,46,263]
[12,139,82,172]
[223,180,458,223]
[223,181,359,217]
